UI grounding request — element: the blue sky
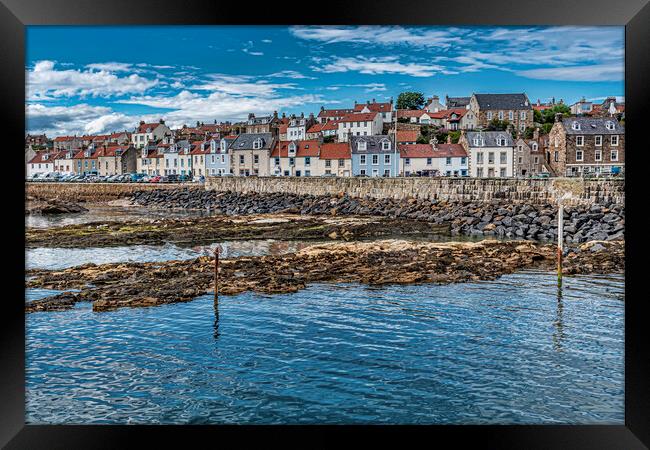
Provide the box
[26,25,624,136]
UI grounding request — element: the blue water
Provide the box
[25,271,624,424]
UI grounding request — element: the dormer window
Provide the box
[210,141,216,153]
[220,140,227,152]
[42,154,48,160]
[358,141,367,151]
[496,135,507,146]
[572,121,581,130]
[381,140,391,151]
[142,149,147,158]
[606,121,615,130]
[288,142,297,155]
[253,138,263,150]
[84,150,90,157]
[531,143,538,151]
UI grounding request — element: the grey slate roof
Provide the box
[231,133,274,150]
[465,131,515,147]
[446,96,470,108]
[474,93,531,110]
[350,135,396,154]
[562,117,623,135]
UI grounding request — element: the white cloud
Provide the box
[266,70,316,80]
[27,60,159,99]
[86,62,134,72]
[189,74,301,97]
[330,83,387,92]
[290,26,460,48]
[516,64,623,82]
[261,39,272,43]
[26,103,132,136]
[313,56,444,77]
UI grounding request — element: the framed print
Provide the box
[1,0,649,447]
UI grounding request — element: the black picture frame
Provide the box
[2,0,648,447]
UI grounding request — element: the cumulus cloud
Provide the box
[266,70,316,80]
[312,56,444,77]
[26,103,131,136]
[27,60,159,99]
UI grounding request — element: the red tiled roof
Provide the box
[279,124,289,134]
[354,102,392,112]
[317,108,354,118]
[320,143,350,160]
[396,110,426,119]
[72,148,98,159]
[307,123,325,133]
[97,145,128,157]
[399,144,435,158]
[53,136,76,142]
[137,123,161,134]
[433,143,467,158]
[271,140,320,158]
[338,112,378,123]
[28,151,60,164]
[396,130,419,143]
[322,120,339,131]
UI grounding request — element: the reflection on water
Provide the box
[26,206,210,229]
[26,240,317,270]
[26,270,624,425]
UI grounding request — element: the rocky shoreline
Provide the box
[25,214,450,248]
[129,189,624,244]
[25,239,624,313]
[25,196,89,215]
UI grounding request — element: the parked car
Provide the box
[148,175,162,183]
[536,172,551,179]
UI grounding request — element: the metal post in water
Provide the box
[557,203,563,287]
[214,247,220,304]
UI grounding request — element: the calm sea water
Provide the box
[26,240,317,270]
[25,271,624,425]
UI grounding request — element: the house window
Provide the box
[325,160,331,167]
[405,158,411,165]
[372,155,379,165]
[576,150,584,161]
[606,121,615,130]
[461,157,467,165]
[289,157,295,166]
[360,155,366,165]
[382,141,391,151]
[595,135,602,146]
[358,141,367,151]
[611,135,619,146]
[520,123,525,131]
[611,149,618,161]
[488,152,495,164]
[384,154,391,164]
[554,151,559,162]
[426,158,432,165]
[477,167,484,177]
[595,149,602,161]
[372,169,379,176]
[305,157,311,166]
[572,122,581,130]
[555,137,559,147]
[576,136,584,146]
[520,111,526,120]
[500,168,506,177]
[518,156,522,164]
[446,157,452,165]
[360,169,366,175]
[384,169,390,176]
[496,135,507,146]
[534,156,539,164]
[253,155,259,164]
[487,111,493,120]
[476,152,484,164]
[531,143,538,151]
[239,155,245,164]
[252,139,263,149]
[488,168,495,177]
[211,155,215,163]
[500,152,507,164]
[338,159,344,167]
[498,111,504,120]
[508,111,514,120]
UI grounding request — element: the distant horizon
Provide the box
[26,25,624,137]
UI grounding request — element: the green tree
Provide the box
[541,123,553,134]
[533,109,543,124]
[448,130,461,144]
[541,104,571,124]
[416,135,429,144]
[486,118,511,131]
[396,92,425,110]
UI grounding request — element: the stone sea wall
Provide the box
[205,177,625,206]
[26,182,186,203]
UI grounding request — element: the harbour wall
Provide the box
[205,177,624,206]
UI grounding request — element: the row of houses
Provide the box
[26,93,625,179]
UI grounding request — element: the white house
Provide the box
[286,113,316,141]
[27,151,56,177]
[399,142,468,177]
[270,140,321,177]
[131,120,172,148]
[354,99,393,124]
[460,131,515,178]
[336,112,383,142]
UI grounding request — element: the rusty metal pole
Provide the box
[214,247,219,304]
[557,203,563,287]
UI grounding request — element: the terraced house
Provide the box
[96,145,137,176]
[318,142,351,177]
[73,145,99,175]
[399,140,469,177]
[230,133,275,176]
[131,120,172,148]
[137,143,165,175]
[547,116,624,177]
[205,136,236,176]
[336,112,383,142]
[271,140,320,176]
[459,130,515,178]
[350,135,398,177]
[469,93,533,132]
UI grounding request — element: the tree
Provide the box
[397,92,425,110]
[541,104,571,124]
[486,118,511,131]
[541,123,553,134]
[533,109,543,124]
[323,135,335,143]
[448,130,461,144]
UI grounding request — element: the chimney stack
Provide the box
[533,127,540,141]
[273,111,278,119]
[140,120,145,125]
[554,113,563,123]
